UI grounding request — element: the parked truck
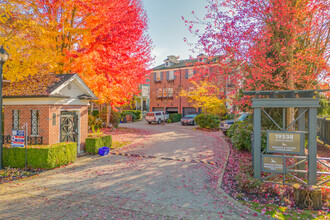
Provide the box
[145,111,169,124]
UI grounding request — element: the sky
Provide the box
[141,0,208,67]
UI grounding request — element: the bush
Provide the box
[195,114,220,129]
[88,114,104,130]
[227,115,267,152]
[3,142,77,169]
[222,113,235,120]
[169,113,182,122]
[167,118,173,123]
[122,110,141,120]
[85,135,112,154]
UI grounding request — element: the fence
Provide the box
[317,117,330,145]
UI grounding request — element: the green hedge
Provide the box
[195,114,220,129]
[3,142,77,169]
[169,113,182,122]
[85,135,112,154]
[122,110,141,120]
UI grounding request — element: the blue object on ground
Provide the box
[98,147,110,156]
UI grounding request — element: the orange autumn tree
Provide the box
[1,0,152,110]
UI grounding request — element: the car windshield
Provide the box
[237,113,249,121]
[185,114,197,118]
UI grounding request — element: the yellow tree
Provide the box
[180,80,227,118]
[0,0,61,81]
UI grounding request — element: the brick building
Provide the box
[3,73,97,153]
[150,55,231,116]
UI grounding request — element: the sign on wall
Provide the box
[267,131,302,154]
[262,155,285,173]
[11,130,25,147]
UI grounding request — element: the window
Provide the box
[157,88,163,97]
[188,70,193,79]
[156,72,161,81]
[12,110,20,130]
[168,88,173,97]
[31,110,39,136]
[154,72,162,82]
[163,88,168,97]
[167,71,175,80]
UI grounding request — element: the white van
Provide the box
[145,111,169,124]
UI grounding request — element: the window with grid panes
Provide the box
[168,88,173,97]
[31,110,39,136]
[157,88,163,97]
[12,110,19,130]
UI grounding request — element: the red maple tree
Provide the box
[184,0,330,95]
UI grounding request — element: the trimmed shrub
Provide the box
[122,110,142,120]
[195,114,220,129]
[169,113,182,122]
[3,142,77,169]
[167,118,173,123]
[86,135,112,154]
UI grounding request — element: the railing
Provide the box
[3,135,43,145]
[317,117,330,145]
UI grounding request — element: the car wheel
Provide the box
[148,122,151,124]
[193,120,196,126]
[158,119,161,124]
[181,123,184,126]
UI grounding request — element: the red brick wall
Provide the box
[4,105,51,144]
[149,69,198,114]
[4,105,89,152]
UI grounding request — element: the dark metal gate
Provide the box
[60,111,78,143]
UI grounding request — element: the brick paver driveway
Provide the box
[0,121,264,219]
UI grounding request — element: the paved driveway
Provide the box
[0,121,264,219]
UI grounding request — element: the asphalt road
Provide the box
[0,121,265,219]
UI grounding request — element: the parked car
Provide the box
[220,113,250,134]
[181,114,198,126]
[145,111,169,124]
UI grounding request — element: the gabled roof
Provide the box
[3,73,97,99]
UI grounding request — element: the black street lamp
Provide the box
[0,46,9,169]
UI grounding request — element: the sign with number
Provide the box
[262,155,285,173]
[11,130,25,147]
[267,131,302,154]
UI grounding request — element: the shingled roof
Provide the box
[3,74,76,97]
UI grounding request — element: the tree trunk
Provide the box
[106,104,111,128]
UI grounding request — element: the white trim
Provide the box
[3,97,90,106]
[50,74,97,99]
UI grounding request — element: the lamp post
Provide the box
[0,46,9,169]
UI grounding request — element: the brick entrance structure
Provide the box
[3,74,97,153]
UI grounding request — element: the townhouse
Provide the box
[150,54,232,116]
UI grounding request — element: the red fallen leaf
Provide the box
[253,213,258,216]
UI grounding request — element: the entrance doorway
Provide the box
[60,111,78,143]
